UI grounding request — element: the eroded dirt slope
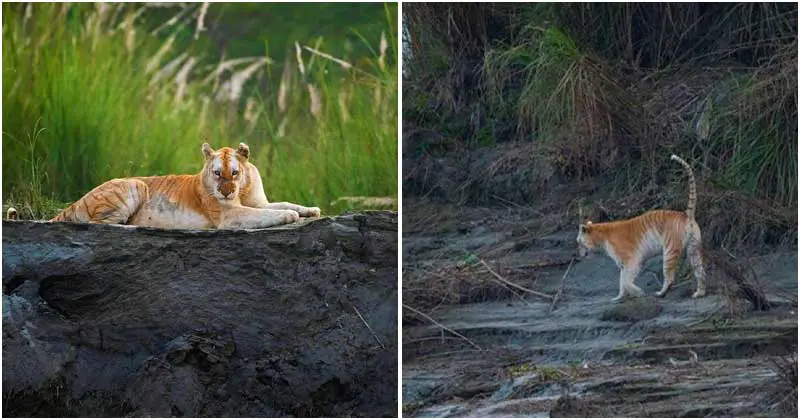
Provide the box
[3,212,398,417]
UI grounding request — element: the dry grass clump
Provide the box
[704,249,775,314]
[402,262,517,312]
[699,189,797,251]
[403,250,566,313]
[403,3,499,117]
[483,25,649,180]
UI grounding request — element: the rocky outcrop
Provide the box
[2,212,398,417]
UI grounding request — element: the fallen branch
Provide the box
[479,259,554,301]
[550,258,574,312]
[488,278,532,306]
[405,336,480,345]
[467,262,532,305]
[403,304,481,350]
[509,259,575,270]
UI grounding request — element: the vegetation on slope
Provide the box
[403,3,797,249]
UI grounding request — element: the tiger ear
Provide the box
[202,143,214,160]
[579,223,592,234]
[236,142,250,160]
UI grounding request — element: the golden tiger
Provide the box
[576,154,706,302]
[8,143,320,229]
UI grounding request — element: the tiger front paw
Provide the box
[282,210,300,224]
[302,207,321,218]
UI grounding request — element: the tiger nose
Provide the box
[219,184,234,197]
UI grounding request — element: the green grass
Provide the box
[141,3,397,65]
[708,50,798,208]
[482,25,642,180]
[3,3,397,219]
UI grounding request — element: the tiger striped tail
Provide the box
[670,154,696,220]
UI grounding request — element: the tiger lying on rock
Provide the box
[576,154,706,302]
[7,142,320,229]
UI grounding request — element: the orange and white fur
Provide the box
[9,143,320,229]
[576,155,705,302]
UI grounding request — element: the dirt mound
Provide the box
[2,212,398,417]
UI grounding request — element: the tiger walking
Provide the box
[576,154,706,302]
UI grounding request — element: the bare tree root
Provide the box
[706,249,775,312]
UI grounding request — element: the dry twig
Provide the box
[550,258,574,312]
[352,304,385,349]
[479,259,554,301]
[403,304,481,350]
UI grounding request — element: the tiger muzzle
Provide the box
[219,181,236,198]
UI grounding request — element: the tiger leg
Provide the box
[612,269,627,302]
[238,169,320,217]
[50,178,149,224]
[217,206,299,229]
[656,247,681,297]
[613,264,643,302]
[261,202,321,218]
[687,240,706,298]
[623,263,645,298]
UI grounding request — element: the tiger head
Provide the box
[576,221,597,258]
[6,207,18,220]
[201,142,251,202]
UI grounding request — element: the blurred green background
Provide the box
[3,2,398,218]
